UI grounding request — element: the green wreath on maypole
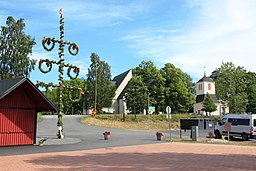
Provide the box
[67,66,80,79]
[39,59,53,73]
[68,43,79,56]
[68,87,84,102]
[42,37,55,51]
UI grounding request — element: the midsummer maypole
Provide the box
[37,8,84,139]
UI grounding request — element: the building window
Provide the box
[208,83,211,90]
[198,84,202,90]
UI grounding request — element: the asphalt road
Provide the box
[0,115,211,156]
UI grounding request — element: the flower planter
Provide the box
[104,134,110,140]
[103,131,111,140]
[157,135,162,141]
[156,132,164,141]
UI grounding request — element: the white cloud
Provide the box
[30,50,56,61]
[0,0,146,28]
[120,0,256,80]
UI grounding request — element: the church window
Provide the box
[208,83,211,90]
[198,84,202,90]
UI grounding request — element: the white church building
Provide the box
[110,70,132,114]
[193,74,229,116]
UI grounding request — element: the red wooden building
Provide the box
[0,77,57,146]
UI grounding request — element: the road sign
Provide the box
[148,106,155,114]
[224,122,231,143]
[224,122,231,132]
[166,106,171,114]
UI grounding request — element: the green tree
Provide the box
[212,62,248,113]
[161,63,195,113]
[125,76,148,116]
[133,61,165,113]
[245,72,256,113]
[86,53,116,113]
[202,93,217,116]
[0,16,36,79]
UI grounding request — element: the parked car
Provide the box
[214,114,256,141]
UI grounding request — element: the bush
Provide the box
[37,113,43,122]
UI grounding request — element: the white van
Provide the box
[214,114,256,141]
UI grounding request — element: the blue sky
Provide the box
[1,0,256,84]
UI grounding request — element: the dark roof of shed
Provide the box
[196,94,219,103]
[0,77,57,112]
[197,75,213,83]
[112,70,131,88]
[0,77,24,97]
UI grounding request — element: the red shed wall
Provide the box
[0,85,35,108]
[0,86,36,146]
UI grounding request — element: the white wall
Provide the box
[112,70,132,114]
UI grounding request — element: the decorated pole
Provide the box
[37,8,83,139]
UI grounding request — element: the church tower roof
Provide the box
[197,75,213,83]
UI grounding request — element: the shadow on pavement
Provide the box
[25,151,256,170]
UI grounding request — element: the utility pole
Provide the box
[94,64,97,113]
[148,93,150,130]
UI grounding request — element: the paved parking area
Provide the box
[1,142,256,170]
[0,115,213,156]
[1,115,256,170]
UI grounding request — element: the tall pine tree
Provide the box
[85,53,116,113]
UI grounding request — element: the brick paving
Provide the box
[0,142,256,171]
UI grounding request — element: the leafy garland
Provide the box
[69,90,82,102]
[68,43,79,56]
[39,59,53,73]
[42,37,55,51]
[67,66,80,79]
[68,87,84,102]
[36,81,58,88]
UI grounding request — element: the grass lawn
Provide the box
[81,114,191,130]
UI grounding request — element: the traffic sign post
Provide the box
[166,106,172,141]
[224,122,231,143]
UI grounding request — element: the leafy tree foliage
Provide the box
[125,61,195,114]
[125,76,148,115]
[212,62,248,113]
[132,61,165,113]
[245,72,256,113]
[85,53,116,113]
[161,63,195,113]
[202,93,217,116]
[0,16,36,79]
